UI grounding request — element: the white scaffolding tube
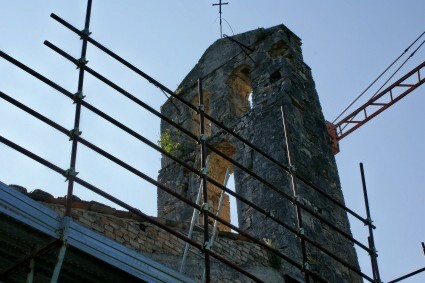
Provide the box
[179,179,204,273]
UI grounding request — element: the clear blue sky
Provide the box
[1,1,424,282]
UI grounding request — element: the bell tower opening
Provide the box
[227,65,253,118]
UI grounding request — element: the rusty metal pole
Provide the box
[41,37,376,243]
[64,0,92,216]
[198,78,211,282]
[0,47,372,280]
[46,13,383,227]
[360,163,381,283]
[281,106,310,283]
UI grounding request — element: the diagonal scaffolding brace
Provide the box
[281,106,310,283]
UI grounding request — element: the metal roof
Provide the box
[0,181,196,283]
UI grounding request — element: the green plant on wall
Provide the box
[158,129,182,156]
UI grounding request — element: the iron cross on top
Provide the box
[212,0,229,38]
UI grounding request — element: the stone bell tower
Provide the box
[158,24,361,282]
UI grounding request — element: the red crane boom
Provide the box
[327,61,425,154]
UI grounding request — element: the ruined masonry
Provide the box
[12,186,293,283]
[8,24,363,283]
[158,24,361,282]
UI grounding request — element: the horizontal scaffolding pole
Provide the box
[49,13,371,228]
[0,49,373,280]
[40,42,372,254]
[0,50,374,280]
[0,89,370,280]
[0,9,380,283]
[0,98,327,282]
[388,267,425,283]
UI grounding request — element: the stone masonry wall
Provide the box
[158,25,361,282]
[8,24,363,283]
[10,186,285,283]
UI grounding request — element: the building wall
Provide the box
[12,186,284,282]
[158,25,361,282]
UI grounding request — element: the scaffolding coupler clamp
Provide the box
[202,241,211,253]
[76,56,88,69]
[201,202,210,213]
[297,227,305,238]
[80,28,92,40]
[63,168,78,182]
[199,134,206,142]
[60,216,71,243]
[198,104,205,112]
[364,217,373,226]
[200,166,208,176]
[369,247,378,256]
[72,91,86,103]
[68,127,82,141]
[264,209,275,218]
[289,164,296,174]
[291,195,300,205]
[302,262,310,271]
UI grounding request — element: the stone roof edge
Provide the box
[8,184,253,243]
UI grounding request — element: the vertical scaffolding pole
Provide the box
[64,0,92,216]
[281,106,310,283]
[50,244,67,283]
[50,217,70,283]
[198,78,211,282]
[360,163,381,282]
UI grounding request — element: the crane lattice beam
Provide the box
[327,61,425,154]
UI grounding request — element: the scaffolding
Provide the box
[0,181,193,282]
[0,1,423,282]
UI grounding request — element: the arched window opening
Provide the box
[203,142,236,232]
[227,65,253,118]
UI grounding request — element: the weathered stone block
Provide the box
[157,24,360,282]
